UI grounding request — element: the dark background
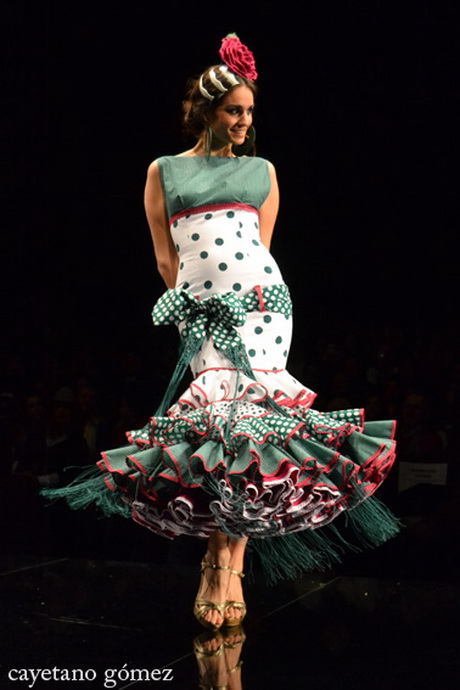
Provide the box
[1,1,458,563]
[3,1,457,326]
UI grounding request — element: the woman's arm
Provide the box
[258,161,280,251]
[144,161,178,289]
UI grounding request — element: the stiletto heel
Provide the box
[194,560,234,630]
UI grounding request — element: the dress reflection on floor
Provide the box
[1,541,459,689]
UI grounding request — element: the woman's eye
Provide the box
[225,107,254,116]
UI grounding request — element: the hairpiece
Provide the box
[219,33,257,82]
[197,34,257,103]
[208,69,229,93]
[218,65,240,86]
[198,75,214,101]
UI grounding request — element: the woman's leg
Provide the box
[195,531,248,628]
[224,535,247,624]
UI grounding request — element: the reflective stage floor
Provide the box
[1,530,459,690]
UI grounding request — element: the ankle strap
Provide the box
[228,660,243,674]
[201,560,245,579]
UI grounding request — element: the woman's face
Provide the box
[207,85,254,148]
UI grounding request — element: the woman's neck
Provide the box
[191,136,235,158]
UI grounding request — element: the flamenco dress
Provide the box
[43,156,399,581]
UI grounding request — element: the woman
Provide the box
[144,38,278,631]
[44,35,399,632]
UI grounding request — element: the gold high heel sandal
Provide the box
[194,632,228,689]
[194,560,246,631]
[227,661,243,676]
[194,560,229,631]
[193,631,225,658]
[222,626,246,649]
[222,626,245,683]
[223,568,246,628]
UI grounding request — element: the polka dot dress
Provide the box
[45,156,399,578]
[172,206,291,374]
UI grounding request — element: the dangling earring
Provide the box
[205,125,213,157]
[232,125,256,157]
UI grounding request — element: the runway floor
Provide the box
[1,530,459,690]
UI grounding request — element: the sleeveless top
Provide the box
[157,155,270,219]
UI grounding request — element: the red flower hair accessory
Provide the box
[219,33,258,82]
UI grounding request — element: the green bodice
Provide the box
[157,155,270,219]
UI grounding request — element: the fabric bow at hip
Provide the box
[152,289,247,353]
[152,289,252,415]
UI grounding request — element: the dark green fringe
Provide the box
[155,336,202,416]
[41,469,401,586]
[40,466,130,519]
[249,494,401,584]
[248,528,344,583]
[344,492,401,545]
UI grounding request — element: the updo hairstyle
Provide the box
[182,64,257,139]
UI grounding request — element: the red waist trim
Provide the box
[194,366,284,377]
[170,202,258,226]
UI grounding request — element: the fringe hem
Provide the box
[249,494,401,584]
[41,469,400,584]
[41,466,131,520]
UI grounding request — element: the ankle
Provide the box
[205,548,232,568]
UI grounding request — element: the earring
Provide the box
[205,125,213,157]
[232,125,256,157]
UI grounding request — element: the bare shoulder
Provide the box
[145,160,164,202]
[146,159,160,177]
[263,160,278,189]
[256,157,277,179]
[263,159,277,175]
[146,159,168,193]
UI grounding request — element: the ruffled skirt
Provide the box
[43,283,399,581]
[44,358,399,581]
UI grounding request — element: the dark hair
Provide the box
[182,64,257,139]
